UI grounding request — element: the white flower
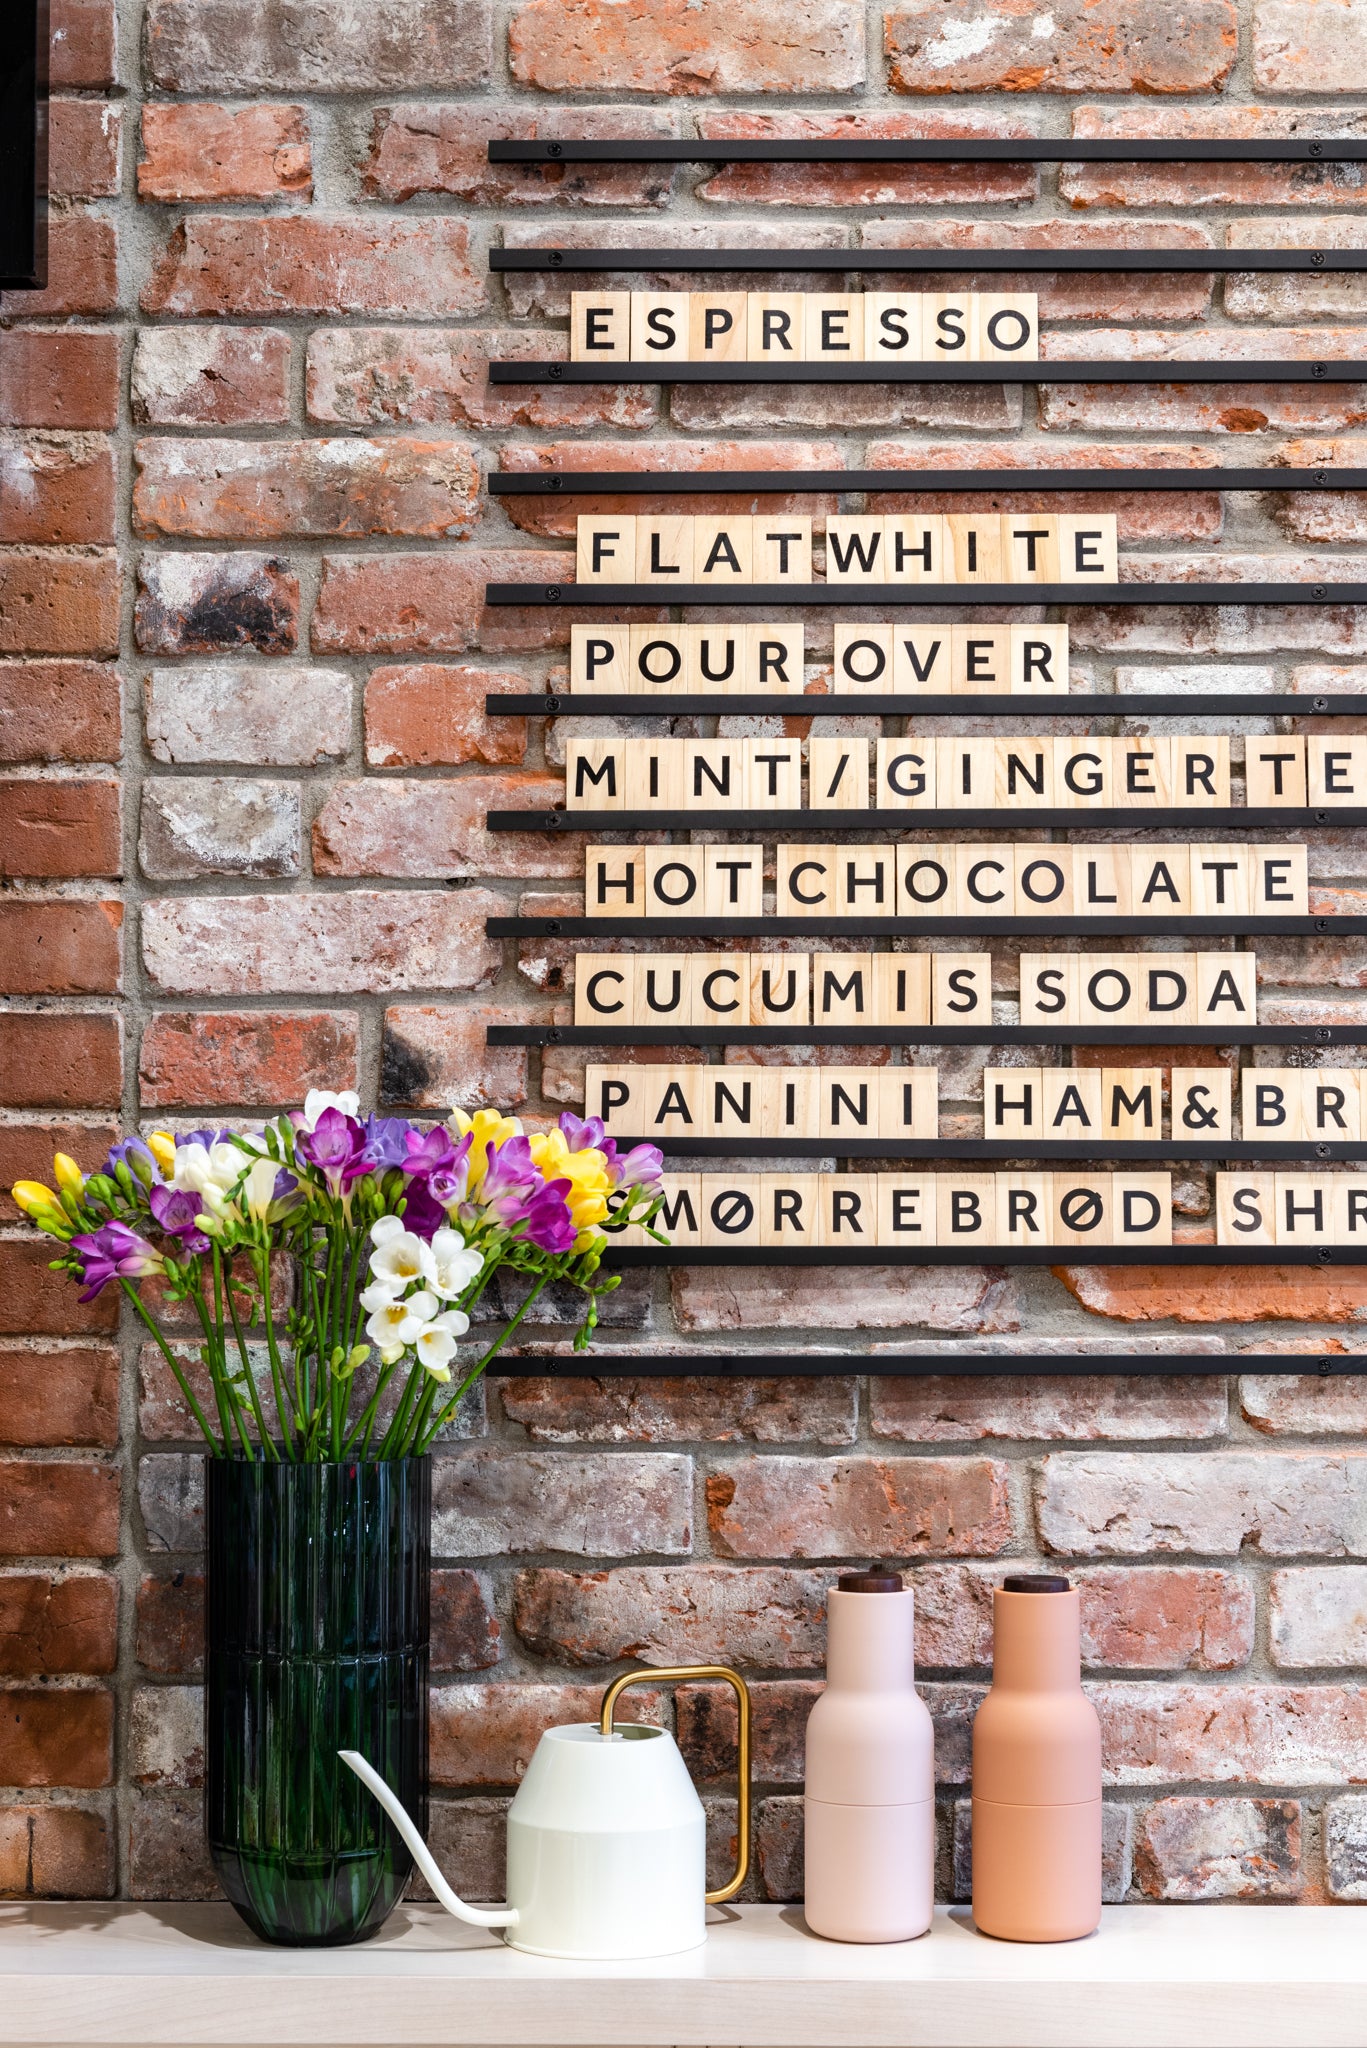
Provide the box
[363,1290,438,1352]
[173,1141,245,1201]
[371,1215,406,1246]
[432,1307,469,1340]
[414,1323,458,1380]
[300,1089,361,1133]
[359,1280,402,1313]
[429,1228,483,1301]
[369,1231,436,1291]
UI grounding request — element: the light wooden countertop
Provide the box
[1,1900,1364,2048]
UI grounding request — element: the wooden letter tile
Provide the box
[683,738,746,810]
[1216,1171,1274,1246]
[1116,737,1173,807]
[586,845,644,917]
[951,625,1010,692]
[571,623,629,692]
[813,952,873,1025]
[1332,1175,1367,1247]
[759,1173,818,1247]
[805,293,864,361]
[689,292,748,364]
[877,737,934,810]
[930,951,989,1025]
[1141,954,1198,1027]
[1019,953,1078,1026]
[1053,737,1111,809]
[939,736,995,808]
[644,1066,706,1138]
[570,291,630,361]
[1050,1172,1113,1248]
[1308,736,1367,806]
[704,845,764,919]
[872,950,932,1025]
[1112,1173,1172,1247]
[1241,1067,1304,1142]
[1000,513,1059,584]
[575,953,635,1027]
[748,738,802,810]
[629,291,692,362]
[946,513,1002,585]
[705,1067,761,1142]
[1077,953,1140,1026]
[923,293,974,360]
[1010,623,1069,694]
[701,1175,762,1246]
[635,515,695,585]
[893,622,952,691]
[1042,1067,1104,1138]
[657,1174,703,1247]
[690,954,747,1026]
[875,1066,938,1141]
[1172,1066,1232,1142]
[819,1068,877,1140]
[693,517,753,586]
[748,622,805,693]
[746,294,807,362]
[644,845,705,917]
[1101,1067,1161,1140]
[566,737,627,811]
[810,735,871,811]
[885,517,949,586]
[876,1175,938,1245]
[629,624,689,694]
[1058,513,1119,583]
[1274,1171,1333,1245]
[985,1067,1041,1139]
[577,514,636,584]
[1305,1069,1362,1140]
[837,845,897,918]
[864,293,923,361]
[687,623,745,692]
[752,951,810,1025]
[975,293,1040,362]
[625,738,685,809]
[937,1174,995,1244]
[825,515,886,584]
[995,1171,1053,1248]
[778,844,835,917]
[1254,845,1308,914]
[897,845,955,917]
[759,1068,820,1137]
[834,624,894,693]
[817,1174,879,1246]
[1246,738,1307,808]
[1012,845,1072,917]
[754,517,812,584]
[1133,844,1192,917]
[584,1064,638,1132]
[638,954,690,1025]
[1174,736,1231,809]
[995,737,1055,809]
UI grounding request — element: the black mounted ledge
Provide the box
[483,581,1367,609]
[578,1139,1367,1164]
[603,1243,1367,1267]
[489,359,1367,387]
[489,246,1367,274]
[486,691,1367,719]
[487,1350,1364,1379]
[488,808,1367,834]
[487,915,1361,940]
[488,1025,1367,1051]
[488,466,1367,497]
[487,139,1367,166]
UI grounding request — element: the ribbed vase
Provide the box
[205,1456,430,1946]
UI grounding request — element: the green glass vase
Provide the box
[205,1456,430,1946]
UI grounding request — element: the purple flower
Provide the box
[178,1128,231,1151]
[148,1183,210,1254]
[398,1177,447,1241]
[295,1108,369,1193]
[402,1125,459,1179]
[557,1112,607,1154]
[480,1135,538,1205]
[358,1116,413,1171]
[508,1177,577,1254]
[102,1135,162,1187]
[615,1143,664,1192]
[70,1221,164,1300]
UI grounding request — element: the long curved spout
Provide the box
[338,1750,519,1930]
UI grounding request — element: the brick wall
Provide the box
[6,0,1367,1910]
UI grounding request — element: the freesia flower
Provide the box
[149,1183,210,1253]
[295,1108,368,1194]
[479,1135,538,1206]
[101,1135,161,1187]
[358,1115,412,1171]
[300,1089,361,1133]
[70,1221,165,1300]
[243,1156,280,1222]
[557,1112,608,1154]
[10,1180,68,1235]
[369,1230,436,1292]
[453,1109,523,1191]
[614,1143,665,1193]
[146,1131,177,1176]
[402,1126,458,1178]
[530,1130,614,1236]
[52,1154,87,1199]
[398,1178,447,1240]
[429,1227,483,1300]
[364,1289,438,1353]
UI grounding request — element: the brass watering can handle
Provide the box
[599,1664,752,1905]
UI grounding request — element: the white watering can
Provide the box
[341,1663,751,1960]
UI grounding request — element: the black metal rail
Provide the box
[487,691,1367,718]
[491,359,1367,387]
[487,140,1367,166]
[490,807,1367,834]
[603,1243,1367,1266]
[489,1025,1367,1050]
[484,581,1367,608]
[589,1137,1367,1162]
[487,1349,1364,1378]
[489,247,1367,274]
[489,466,1367,497]
[488,916,1351,939]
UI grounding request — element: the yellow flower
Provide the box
[52,1154,85,1198]
[147,1131,177,1175]
[531,1135,613,1234]
[454,1108,523,1190]
[12,1180,59,1219]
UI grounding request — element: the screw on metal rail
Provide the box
[548,1027,561,1043]
[1317,809,1330,824]
[545,586,562,602]
[1310,141,1325,157]
[1317,1142,1332,1159]
[1313,584,1327,597]
[1319,1028,1333,1041]
[1313,363,1327,377]
[548,362,564,379]
[1317,470,1330,484]
[545,695,561,712]
[548,920,561,934]
[1316,918,1331,932]
[1321,1357,1335,1376]
[548,250,564,265]
[547,143,562,157]
[1319,1246,1334,1263]
[1315,696,1330,711]
[548,476,563,489]
[1312,250,1326,265]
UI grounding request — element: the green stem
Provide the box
[210,1247,253,1461]
[255,1247,299,1461]
[394,1374,439,1461]
[375,1359,423,1462]
[193,1273,239,1455]
[416,1270,551,1454]
[120,1279,222,1454]
[226,1257,279,1462]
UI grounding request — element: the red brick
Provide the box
[145,0,491,89]
[1269,1566,1367,1667]
[863,440,1221,543]
[1243,1372,1367,1436]
[0,552,120,657]
[1040,382,1367,438]
[364,666,525,769]
[499,1376,857,1445]
[431,1569,500,1672]
[864,219,1213,324]
[1255,0,1367,90]
[125,1787,217,1900]
[498,438,842,538]
[145,776,300,882]
[141,216,486,319]
[311,550,572,658]
[135,551,298,656]
[910,1563,1252,1672]
[135,1572,204,1677]
[706,1455,1011,1560]
[885,0,1236,93]
[514,1564,831,1668]
[0,1346,119,1449]
[697,111,1036,207]
[0,1804,113,1896]
[0,1572,118,1674]
[1,215,119,319]
[145,663,349,767]
[0,1248,116,1339]
[138,1009,359,1109]
[362,106,679,207]
[677,1678,818,1784]
[313,772,576,882]
[0,1014,122,1110]
[1064,106,1367,210]
[0,662,120,763]
[0,901,121,995]
[50,0,116,87]
[0,1464,121,1557]
[306,327,655,431]
[1039,1450,1367,1557]
[509,0,864,93]
[0,780,120,879]
[1135,1797,1301,1900]
[50,102,121,201]
[671,1264,1019,1334]
[870,1372,1227,1443]
[1097,1681,1367,1785]
[139,103,310,203]
[1059,1262,1367,1324]
[142,889,502,996]
[0,1126,116,1221]
[133,436,479,543]
[131,329,290,429]
[0,333,120,432]
[431,1683,662,1788]
[434,1449,691,1558]
[379,1005,530,1113]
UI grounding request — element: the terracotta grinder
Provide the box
[971,1574,1102,1943]
[803,1572,935,1942]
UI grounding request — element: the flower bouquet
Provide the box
[12,1093,666,1460]
[12,1094,666,1945]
